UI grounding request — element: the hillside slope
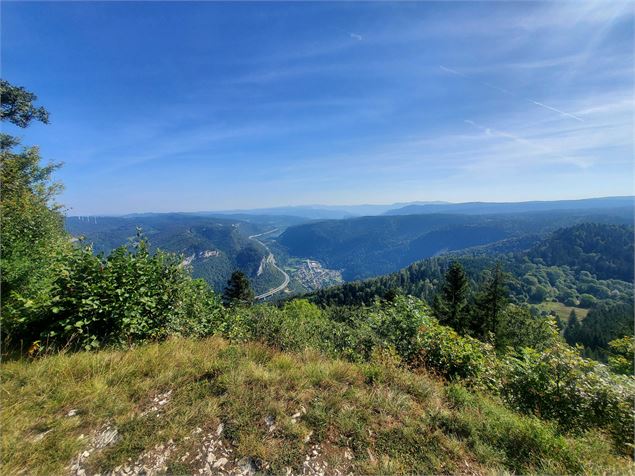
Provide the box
[528,223,634,282]
[306,223,634,309]
[279,210,633,280]
[2,337,631,476]
[66,215,283,294]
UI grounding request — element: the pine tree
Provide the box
[563,309,581,345]
[222,270,254,307]
[434,262,470,333]
[473,262,508,346]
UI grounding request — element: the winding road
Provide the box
[248,229,290,300]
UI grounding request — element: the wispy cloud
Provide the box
[463,119,591,169]
[440,65,584,122]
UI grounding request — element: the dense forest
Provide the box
[279,210,633,280]
[528,223,634,281]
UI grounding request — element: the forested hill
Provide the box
[528,223,634,282]
[279,209,633,281]
[304,223,634,359]
[65,215,283,294]
[306,223,634,310]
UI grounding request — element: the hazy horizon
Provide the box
[62,194,634,218]
[3,1,633,215]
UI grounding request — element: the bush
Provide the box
[607,336,635,375]
[367,296,428,361]
[39,235,223,350]
[231,300,340,356]
[497,305,561,351]
[217,296,432,364]
[413,318,497,386]
[501,342,635,454]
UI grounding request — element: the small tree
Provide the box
[223,270,254,307]
[433,261,470,334]
[563,309,581,345]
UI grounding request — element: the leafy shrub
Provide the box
[497,305,561,351]
[41,235,222,350]
[607,336,634,375]
[217,297,430,364]
[367,296,428,361]
[501,342,635,454]
[231,300,340,356]
[413,319,497,386]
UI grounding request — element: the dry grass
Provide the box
[2,337,632,475]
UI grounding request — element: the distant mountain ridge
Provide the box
[385,196,633,216]
[205,201,449,219]
[70,197,633,221]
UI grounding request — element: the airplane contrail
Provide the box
[464,118,590,168]
[530,100,584,122]
[440,65,584,122]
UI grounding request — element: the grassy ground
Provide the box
[2,337,632,475]
[538,301,589,321]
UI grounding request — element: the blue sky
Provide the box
[2,1,633,215]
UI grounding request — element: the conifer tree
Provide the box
[222,270,254,307]
[563,309,581,345]
[473,262,508,346]
[433,262,470,333]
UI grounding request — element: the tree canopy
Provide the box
[1,79,67,342]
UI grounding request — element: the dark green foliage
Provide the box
[497,305,560,351]
[223,271,255,307]
[433,261,470,333]
[472,263,509,345]
[529,223,634,281]
[563,309,581,345]
[280,212,633,281]
[0,79,50,127]
[235,245,263,276]
[565,302,634,354]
